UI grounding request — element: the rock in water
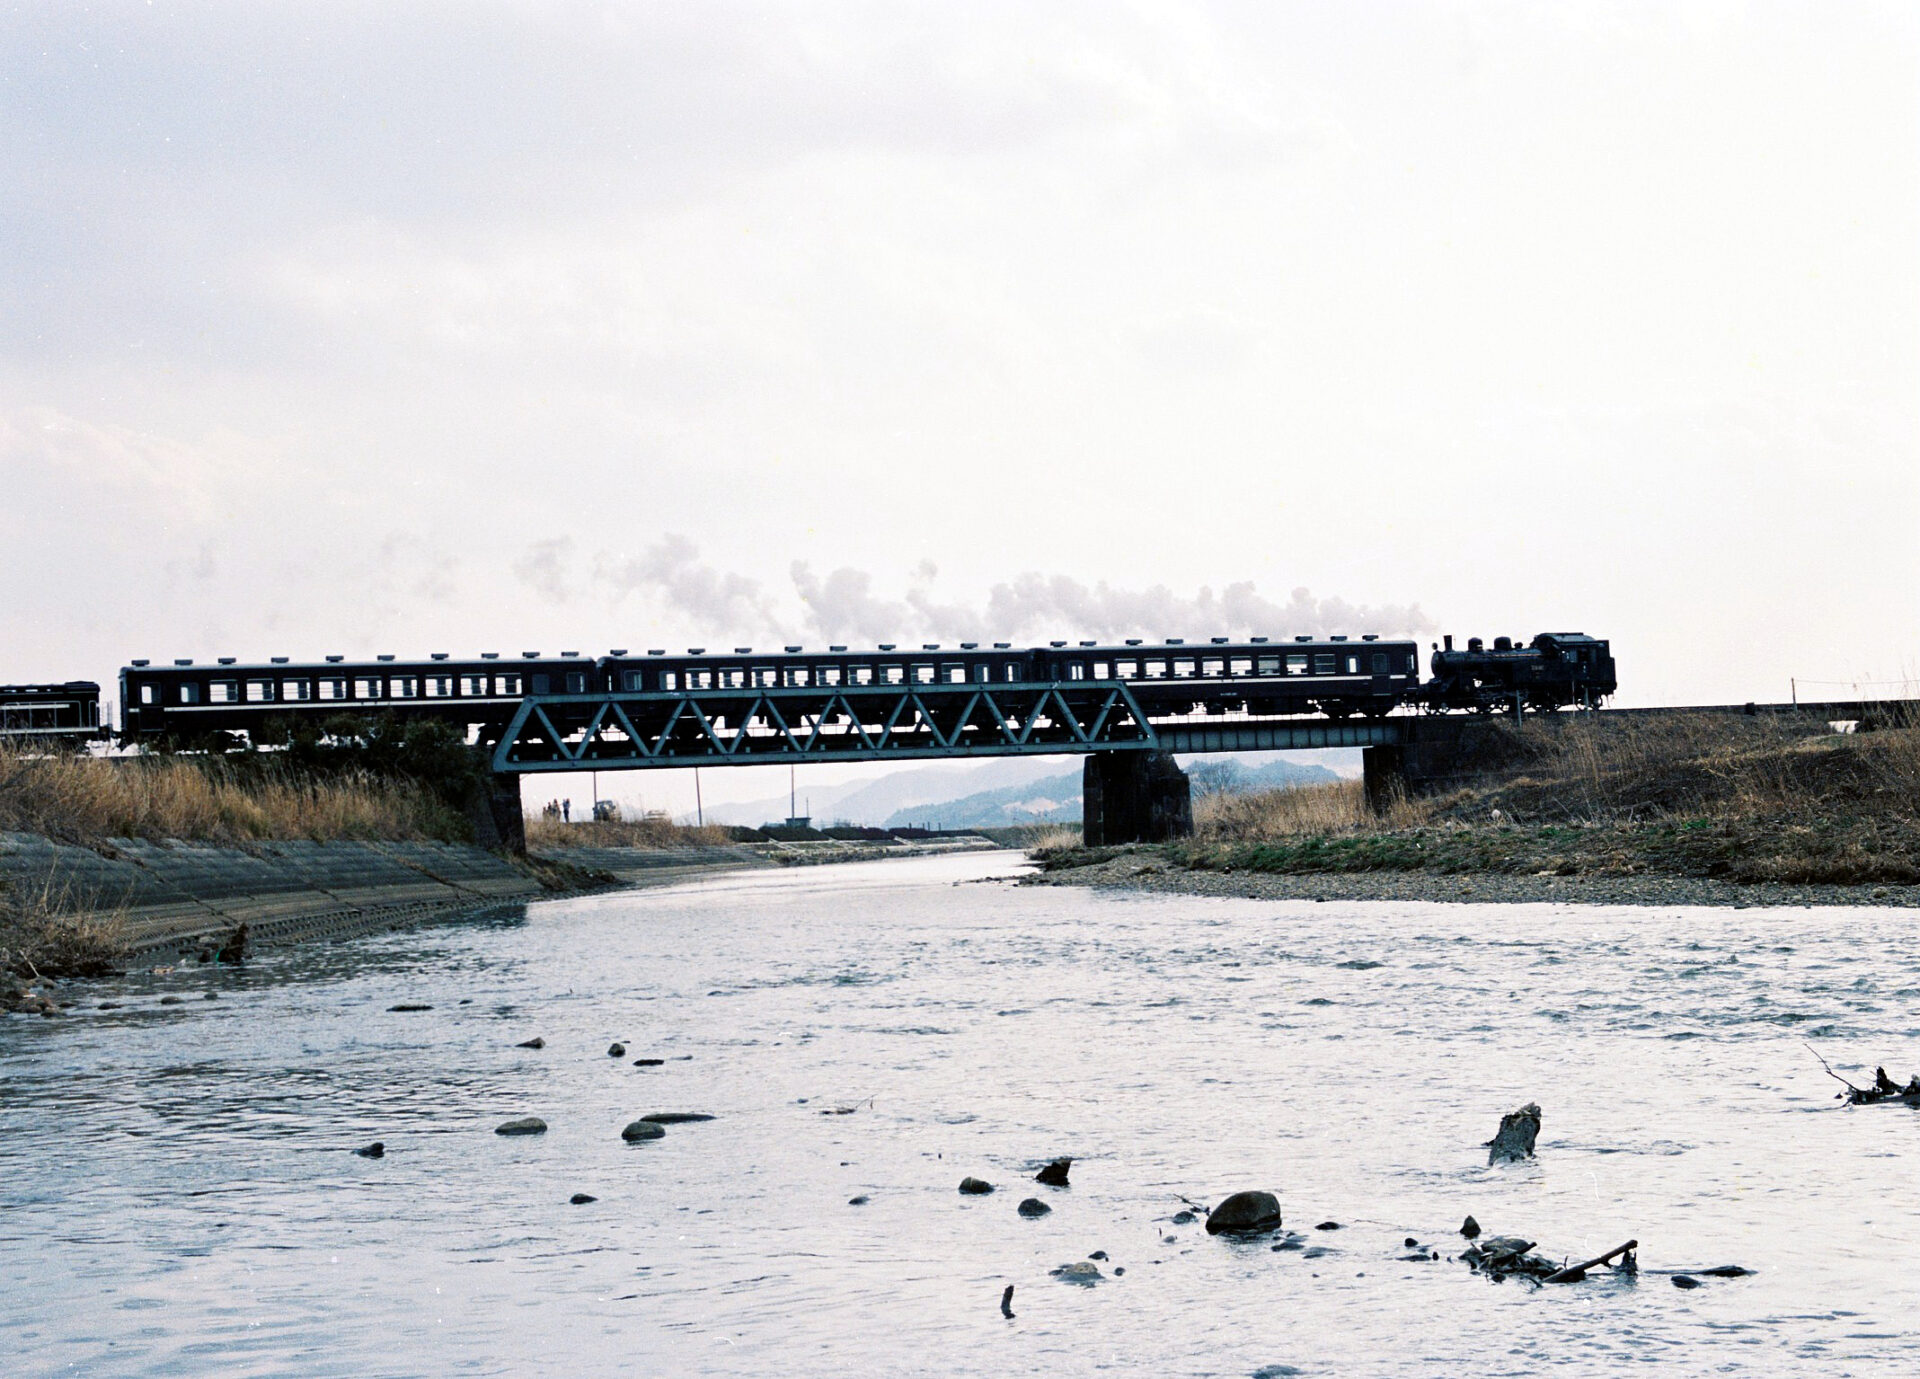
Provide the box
[1017,1197,1052,1218]
[958,1177,995,1195]
[1049,1261,1103,1285]
[570,1193,597,1205]
[1486,1103,1542,1164]
[495,1117,547,1136]
[621,1120,666,1142]
[607,1043,626,1057]
[1206,1191,1283,1236]
[1671,1275,1701,1289]
[354,1142,385,1158]
[637,1112,714,1124]
[1461,1215,1482,1240]
[517,1037,546,1050]
[389,1003,432,1012]
[1035,1157,1072,1187]
[632,1058,664,1067]
[848,1195,870,1206]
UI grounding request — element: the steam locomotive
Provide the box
[87,631,1614,744]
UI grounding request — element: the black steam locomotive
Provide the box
[105,630,1614,744]
[1424,633,1617,713]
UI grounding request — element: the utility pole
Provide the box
[694,767,704,827]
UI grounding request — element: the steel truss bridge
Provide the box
[488,680,1413,775]
[488,682,1909,776]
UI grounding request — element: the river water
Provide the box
[5,852,1919,1377]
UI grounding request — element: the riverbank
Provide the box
[1032,715,1920,909]
[1025,845,1920,909]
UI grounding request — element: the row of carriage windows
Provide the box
[141,651,1415,706]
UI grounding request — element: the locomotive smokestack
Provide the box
[1443,635,1453,651]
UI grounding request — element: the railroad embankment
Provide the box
[1032,714,1920,909]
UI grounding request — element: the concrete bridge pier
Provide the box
[464,752,527,854]
[1082,749,1193,846]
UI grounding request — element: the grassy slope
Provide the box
[1041,716,1920,887]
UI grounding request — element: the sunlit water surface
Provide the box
[6,852,1920,1377]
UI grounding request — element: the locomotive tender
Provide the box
[112,631,1613,745]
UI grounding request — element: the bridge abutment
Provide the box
[1082,749,1193,847]
[464,755,527,855]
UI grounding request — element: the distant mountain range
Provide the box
[881,755,1341,829]
[701,749,1355,830]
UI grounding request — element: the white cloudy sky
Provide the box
[5,0,1916,749]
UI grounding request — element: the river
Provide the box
[5,851,1918,1377]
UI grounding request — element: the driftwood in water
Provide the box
[1807,1045,1920,1106]
[1462,1228,1637,1284]
[1486,1103,1541,1163]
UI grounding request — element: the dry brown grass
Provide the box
[1,873,129,979]
[0,743,459,846]
[525,816,737,851]
[1195,778,1434,839]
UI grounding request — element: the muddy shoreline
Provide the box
[1024,849,1920,909]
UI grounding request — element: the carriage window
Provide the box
[661,671,679,691]
[1172,659,1195,678]
[1230,658,1253,676]
[425,676,452,697]
[1093,661,1110,679]
[282,679,311,701]
[1287,654,1308,675]
[1067,663,1086,680]
[882,665,905,685]
[753,667,778,687]
[459,674,487,696]
[494,674,522,696]
[974,664,991,683]
[621,670,645,692]
[391,676,418,698]
[852,665,874,685]
[565,672,587,694]
[179,682,203,704]
[786,667,811,687]
[820,666,843,686]
[1257,656,1280,675]
[210,681,238,704]
[319,678,347,700]
[1312,654,1336,674]
[353,677,383,699]
[942,664,965,683]
[245,680,274,702]
[1143,659,1166,678]
[1201,658,1224,677]
[1371,653,1389,674]
[720,668,745,689]
[140,685,157,705]
[1116,659,1138,678]
[687,668,713,689]
[1405,653,1417,673]
[1345,656,1360,674]
[912,663,935,684]
[1003,663,1021,681]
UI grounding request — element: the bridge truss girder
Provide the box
[490,681,1160,773]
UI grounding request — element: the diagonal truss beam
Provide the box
[491,680,1163,773]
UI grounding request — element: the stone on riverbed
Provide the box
[570,1193,597,1205]
[958,1177,995,1195]
[638,1112,714,1124]
[621,1120,667,1142]
[516,1037,546,1050]
[1486,1103,1542,1164]
[1206,1190,1283,1236]
[608,1043,626,1057]
[1017,1197,1052,1218]
[389,1003,432,1012]
[1049,1261,1103,1285]
[632,1058,664,1067]
[495,1117,547,1136]
[354,1142,385,1158]
[1035,1157,1072,1187]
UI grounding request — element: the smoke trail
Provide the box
[522,534,1432,644]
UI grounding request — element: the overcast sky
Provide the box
[5,1,1916,765]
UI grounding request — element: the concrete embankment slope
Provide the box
[0,832,768,959]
